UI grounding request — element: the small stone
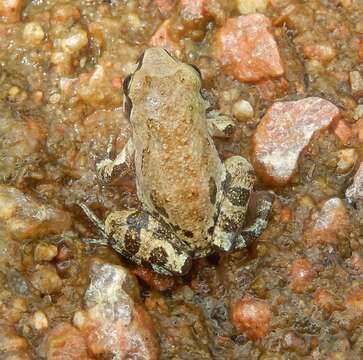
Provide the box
[231,298,272,340]
[76,261,159,359]
[314,289,343,313]
[0,185,71,241]
[288,258,317,293]
[350,71,363,97]
[49,93,61,104]
[252,97,339,186]
[336,148,357,174]
[237,0,267,14]
[346,289,363,315]
[40,322,89,360]
[32,310,48,330]
[23,22,44,44]
[34,243,58,262]
[213,14,284,83]
[303,42,336,62]
[346,162,363,205]
[30,265,62,295]
[61,28,88,54]
[232,99,254,121]
[304,197,350,246]
[0,0,23,23]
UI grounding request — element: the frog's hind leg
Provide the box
[212,156,255,252]
[105,210,192,276]
[235,191,274,250]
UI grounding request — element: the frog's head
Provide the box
[122,47,203,122]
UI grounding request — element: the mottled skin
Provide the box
[84,48,273,275]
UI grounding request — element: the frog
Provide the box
[81,47,273,276]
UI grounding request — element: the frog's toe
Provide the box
[235,190,274,249]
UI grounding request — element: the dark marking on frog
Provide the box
[220,213,240,233]
[222,172,232,192]
[126,210,149,231]
[208,226,214,235]
[150,191,169,219]
[183,230,194,238]
[123,74,133,119]
[209,176,217,204]
[124,228,141,255]
[149,246,168,266]
[226,187,250,207]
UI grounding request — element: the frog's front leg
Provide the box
[105,210,192,276]
[212,156,255,251]
[97,138,135,182]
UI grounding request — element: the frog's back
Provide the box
[126,48,224,253]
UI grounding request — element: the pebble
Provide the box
[345,289,363,315]
[34,243,58,262]
[304,197,350,246]
[236,0,267,14]
[350,71,363,97]
[61,28,89,54]
[232,99,254,121]
[346,162,363,205]
[23,22,44,44]
[336,148,357,174]
[213,14,284,83]
[30,265,62,295]
[314,288,343,313]
[0,185,71,241]
[288,258,317,293]
[75,261,159,359]
[0,0,23,22]
[32,310,48,330]
[231,298,272,340]
[40,322,89,360]
[252,97,339,186]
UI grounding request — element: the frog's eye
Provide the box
[189,64,202,80]
[123,74,132,96]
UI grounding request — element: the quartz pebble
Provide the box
[213,14,284,83]
[252,97,339,186]
[231,298,272,340]
[75,261,159,359]
[0,185,71,241]
[34,243,58,262]
[30,265,62,295]
[23,22,44,44]
[304,197,350,246]
[41,322,89,360]
[32,310,48,330]
[346,162,363,205]
[288,258,317,293]
[232,99,254,121]
[0,0,23,22]
[237,0,267,14]
[336,148,357,174]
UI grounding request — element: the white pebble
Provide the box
[336,148,358,174]
[32,310,48,330]
[23,22,45,44]
[237,0,268,14]
[61,28,88,54]
[232,99,254,121]
[34,243,58,262]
